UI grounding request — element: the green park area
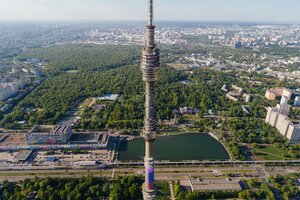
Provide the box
[79,98,95,109]
[156,181,171,200]
[252,145,298,160]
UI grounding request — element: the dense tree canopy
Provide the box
[0,176,142,200]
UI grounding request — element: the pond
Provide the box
[118,133,230,161]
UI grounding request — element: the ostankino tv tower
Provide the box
[141,0,160,199]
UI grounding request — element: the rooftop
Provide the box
[14,150,33,162]
[29,125,72,135]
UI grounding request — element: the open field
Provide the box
[79,98,95,109]
[168,63,188,70]
[181,114,199,121]
[252,146,290,160]
[159,127,188,135]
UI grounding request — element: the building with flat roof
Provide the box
[184,178,242,192]
[294,96,300,106]
[27,125,72,144]
[265,90,277,100]
[0,134,8,142]
[286,124,300,143]
[282,89,292,100]
[280,95,289,104]
[226,93,238,102]
[266,105,300,143]
[265,107,274,124]
[276,103,290,116]
[14,150,33,162]
[0,82,18,101]
[231,85,243,94]
[266,107,279,127]
[276,114,291,137]
[265,88,292,101]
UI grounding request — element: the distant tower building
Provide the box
[280,95,289,105]
[286,124,300,143]
[265,89,277,100]
[282,89,292,100]
[0,83,19,101]
[294,96,300,106]
[265,107,279,127]
[141,0,160,199]
[276,103,290,116]
[275,114,291,137]
[266,96,300,143]
[234,41,242,49]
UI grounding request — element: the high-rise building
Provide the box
[276,103,290,116]
[294,96,300,106]
[265,107,274,124]
[0,83,18,101]
[265,88,292,101]
[282,89,292,100]
[286,124,300,143]
[275,114,291,137]
[141,0,160,199]
[234,41,242,49]
[265,89,277,100]
[280,95,289,104]
[265,107,279,127]
[265,106,300,143]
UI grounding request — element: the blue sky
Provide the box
[0,0,299,22]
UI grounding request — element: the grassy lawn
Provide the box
[79,98,94,109]
[168,63,188,70]
[156,181,170,200]
[159,128,187,135]
[182,114,199,122]
[252,146,289,160]
[185,127,199,133]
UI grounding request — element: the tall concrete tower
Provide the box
[141,0,160,199]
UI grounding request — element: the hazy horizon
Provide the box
[0,0,300,23]
[0,20,299,26]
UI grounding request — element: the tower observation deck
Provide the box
[141,0,160,199]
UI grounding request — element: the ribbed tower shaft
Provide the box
[141,0,159,199]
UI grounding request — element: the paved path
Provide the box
[169,181,176,200]
[112,168,115,179]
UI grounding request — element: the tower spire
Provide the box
[148,0,153,26]
[141,0,160,199]
[146,0,155,48]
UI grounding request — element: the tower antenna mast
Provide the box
[141,0,160,199]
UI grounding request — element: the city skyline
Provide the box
[0,0,300,22]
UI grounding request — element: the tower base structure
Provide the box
[142,183,157,200]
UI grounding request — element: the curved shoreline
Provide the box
[208,132,232,160]
[118,132,230,161]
